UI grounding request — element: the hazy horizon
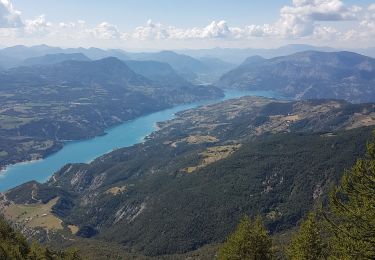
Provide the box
[1,0,375,50]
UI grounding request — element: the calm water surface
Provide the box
[0,90,278,191]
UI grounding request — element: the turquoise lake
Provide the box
[0,90,277,191]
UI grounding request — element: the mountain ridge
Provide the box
[0,57,223,172]
[218,51,375,103]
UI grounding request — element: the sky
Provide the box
[0,0,375,50]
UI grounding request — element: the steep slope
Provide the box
[197,57,236,83]
[126,51,234,84]
[127,50,208,83]
[218,51,375,103]
[124,60,191,87]
[0,57,223,170]
[3,96,375,257]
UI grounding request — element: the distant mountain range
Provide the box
[0,45,235,84]
[22,53,91,66]
[1,44,375,85]
[0,57,222,169]
[178,44,375,64]
[1,45,375,105]
[124,60,190,87]
[218,51,375,103]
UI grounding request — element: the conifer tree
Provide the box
[325,140,375,259]
[286,212,328,260]
[0,216,82,260]
[218,215,274,260]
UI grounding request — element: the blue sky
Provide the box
[12,0,287,29]
[2,0,375,49]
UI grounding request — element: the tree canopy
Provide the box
[218,215,274,260]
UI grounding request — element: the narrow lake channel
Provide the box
[0,90,278,191]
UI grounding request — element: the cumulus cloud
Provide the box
[23,15,52,36]
[200,20,231,38]
[277,0,361,37]
[126,0,363,41]
[0,0,22,28]
[131,19,170,40]
[0,0,375,48]
[130,20,244,40]
[88,22,120,40]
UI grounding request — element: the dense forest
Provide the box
[2,96,375,258]
[219,134,375,259]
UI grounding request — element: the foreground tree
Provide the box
[324,140,375,259]
[218,215,274,260]
[0,217,81,260]
[286,212,328,260]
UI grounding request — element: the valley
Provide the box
[1,45,375,259]
[0,90,275,191]
[0,57,223,176]
[1,95,375,258]
[1,0,375,259]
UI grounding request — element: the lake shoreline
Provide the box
[0,100,215,177]
[0,90,279,191]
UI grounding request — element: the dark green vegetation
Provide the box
[286,212,327,259]
[0,57,222,170]
[2,96,375,258]
[214,133,375,259]
[324,138,375,259]
[219,51,375,103]
[0,216,81,259]
[218,216,274,260]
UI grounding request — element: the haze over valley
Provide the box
[0,1,375,259]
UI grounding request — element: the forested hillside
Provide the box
[2,96,375,258]
[0,57,222,171]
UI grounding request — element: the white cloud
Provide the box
[125,0,363,41]
[88,22,120,40]
[200,20,231,38]
[131,19,170,40]
[23,15,52,36]
[130,20,244,40]
[0,0,22,28]
[0,0,375,48]
[276,0,361,38]
[312,25,341,40]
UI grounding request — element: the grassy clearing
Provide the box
[0,116,35,129]
[105,186,127,195]
[68,225,79,235]
[184,144,241,173]
[0,151,8,157]
[186,135,219,144]
[4,197,63,230]
[170,135,219,148]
